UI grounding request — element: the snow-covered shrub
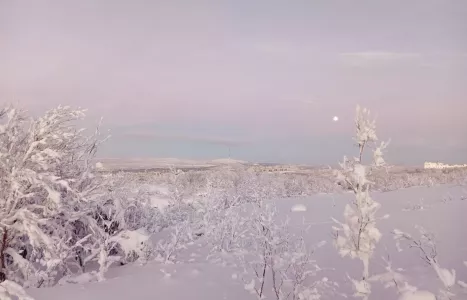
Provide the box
[239,203,331,300]
[280,237,332,300]
[0,105,156,292]
[167,166,187,206]
[332,105,389,299]
[186,167,331,299]
[195,170,258,256]
[154,220,194,264]
[283,175,307,197]
[0,105,107,287]
[159,167,201,230]
[241,203,291,299]
[201,196,249,254]
[67,171,157,272]
[180,170,207,197]
[142,168,208,264]
[104,174,165,233]
[200,170,277,253]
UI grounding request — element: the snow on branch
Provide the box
[392,227,465,299]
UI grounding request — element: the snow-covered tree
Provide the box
[332,105,389,299]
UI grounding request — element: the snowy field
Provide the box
[28,184,467,300]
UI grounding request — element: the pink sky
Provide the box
[1,0,466,163]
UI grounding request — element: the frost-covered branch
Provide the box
[369,253,436,300]
[393,227,463,299]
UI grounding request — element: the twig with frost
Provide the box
[369,253,437,299]
[282,237,332,300]
[393,227,460,299]
[377,254,407,292]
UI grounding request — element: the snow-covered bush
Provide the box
[183,166,331,299]
[201,195,249,254]
[241,203,291,299]
[239,203,331,300]
[0,105,157,295]
[0,105,106,287]
[109,162,466,205]
[167,166,187,206]
[198,170,261,255]
[332,105,389,299]
[147,167,207,264]
[154,220,194,264]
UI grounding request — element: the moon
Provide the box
[333,116,339,122]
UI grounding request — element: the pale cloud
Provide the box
[120,130,250,147]
[339,52,467,69]
[340,52,423,67]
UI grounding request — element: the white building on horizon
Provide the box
[424,161,467,169]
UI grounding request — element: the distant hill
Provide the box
[95,157,249,171]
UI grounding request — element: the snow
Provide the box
[290,203,307,212]
[109,229,149,257]
[28,184,467,300]
[210,158,247,164]
[150,196,170,210]
[29,262,252,300]
[398,290,436,300]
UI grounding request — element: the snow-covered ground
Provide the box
[29,184,467,300]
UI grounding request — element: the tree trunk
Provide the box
[0,229,8,282]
